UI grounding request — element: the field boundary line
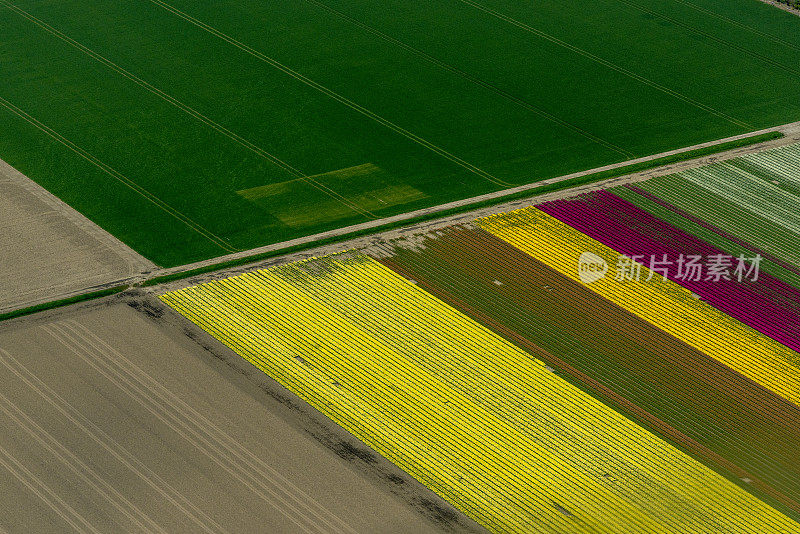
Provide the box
[0,127,793,322]
[146,0,514,188]
[0,156,155,281]
[758,0,800,18]
[616,0,800,76]
[301,0,634,158]
[0,1,377,221]
[43,320,357,534]
[140,125,798,287]
[669,0,800,49]
[456,0,753,129]
[0,96,238,253]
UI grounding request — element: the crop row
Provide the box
[478,208,800,406]
[377,226,800,510]
[537,189,800,352]
[161,254,796,533]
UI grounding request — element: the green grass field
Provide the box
[2,0,800,266]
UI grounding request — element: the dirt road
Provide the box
[5,122,800,309]
[759,0,800,17]
[153,123,800,293]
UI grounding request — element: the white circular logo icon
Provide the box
[578,252,609,284]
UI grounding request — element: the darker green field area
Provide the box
[2,0,800,266]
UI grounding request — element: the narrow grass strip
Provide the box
[0,286,127,323]
[141,131,783,288]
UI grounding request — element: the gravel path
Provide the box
[4,121,799,308]
[759,0,800,17]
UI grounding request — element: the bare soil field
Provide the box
[0,160,154,314]
[0,298,477,533]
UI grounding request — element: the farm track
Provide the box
[758,0,800,17]
[0,121,792,322]
[1,124,797,321]
[3,0,800,265]
[0,158,154,315]
[3,2,800,531]
[84,140,800,532]
[145,123,800,291]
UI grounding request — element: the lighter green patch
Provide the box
[237,164,428,228]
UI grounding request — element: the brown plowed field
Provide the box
[0,160,154,313]
[0,300,475,533]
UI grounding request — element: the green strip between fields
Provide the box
[0,286,128,323]
[0,129,783,317]
[140,130,784,288]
